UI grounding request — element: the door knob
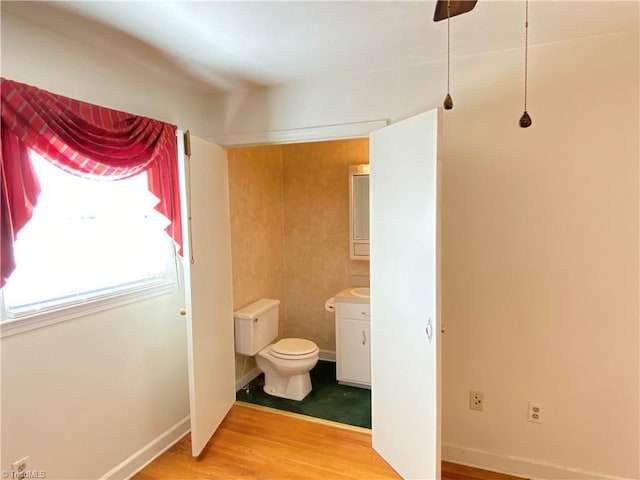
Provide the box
[179,308,187,316]
[441,326,446,333]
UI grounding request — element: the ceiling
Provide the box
[3,1,638,94]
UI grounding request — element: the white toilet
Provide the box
[234,298,319,401]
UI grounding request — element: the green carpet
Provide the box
[236,361,372,429]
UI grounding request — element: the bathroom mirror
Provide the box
[349,164,370,260]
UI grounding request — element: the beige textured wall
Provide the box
[227,145,285,379]
[282,139,369,350]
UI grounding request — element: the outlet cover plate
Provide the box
[469,391,483,411]
[528,402,543,423]
[12,456,29,473]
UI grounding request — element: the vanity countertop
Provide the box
[334,288,370,304]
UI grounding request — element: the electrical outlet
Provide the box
[528,402,543,423]
[469,391,483,411]
[12,456,29,474]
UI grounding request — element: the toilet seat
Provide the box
[270,338,319,359]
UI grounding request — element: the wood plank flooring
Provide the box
[134,403,524,480]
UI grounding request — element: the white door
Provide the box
[178,132,236,457]
[370,109,442,479]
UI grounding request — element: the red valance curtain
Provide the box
[1,78,182,287]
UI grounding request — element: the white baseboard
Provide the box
[101,416,190,480]
[319,349,336,362]
[236,366,261,391]
[442,443,633,480]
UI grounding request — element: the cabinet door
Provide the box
[338,318,371,385]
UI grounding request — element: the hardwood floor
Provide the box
[134,403,524,480]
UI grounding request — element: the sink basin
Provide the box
[350,287,370,298]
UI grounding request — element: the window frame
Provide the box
[0,255,179,338]
[0,153,182,338]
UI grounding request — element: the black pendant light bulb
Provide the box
[519,0,532,127]
[443,0,453,110]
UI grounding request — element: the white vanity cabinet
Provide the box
[335,300,371,388]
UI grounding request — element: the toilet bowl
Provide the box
[234,299,319,401]
[255,338,319,401]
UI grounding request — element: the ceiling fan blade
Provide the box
[433,0,478,21]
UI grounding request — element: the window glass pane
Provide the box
[3,152,175,316]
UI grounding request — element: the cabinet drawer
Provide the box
[336,302,370,320]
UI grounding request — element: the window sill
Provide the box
[1,281,179,338]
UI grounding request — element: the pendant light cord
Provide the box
[518,0,532,127]
[442,0,453,110]
[523,0,529,112]
[447,0,451,96]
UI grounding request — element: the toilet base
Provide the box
[263,371,312,401]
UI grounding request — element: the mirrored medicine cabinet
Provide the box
[349,164,370,260]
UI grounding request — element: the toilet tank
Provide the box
[234,298,280,355]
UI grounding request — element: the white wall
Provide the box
[0,11,212,136]
[1,289,189,479]
[212,29,639,480]
[439,31,638,480]
[0,11,208,479]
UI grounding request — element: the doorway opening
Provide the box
[226,137,371,429]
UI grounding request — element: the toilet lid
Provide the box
[271,338,318,357]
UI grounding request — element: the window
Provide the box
[1,152,177,327]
